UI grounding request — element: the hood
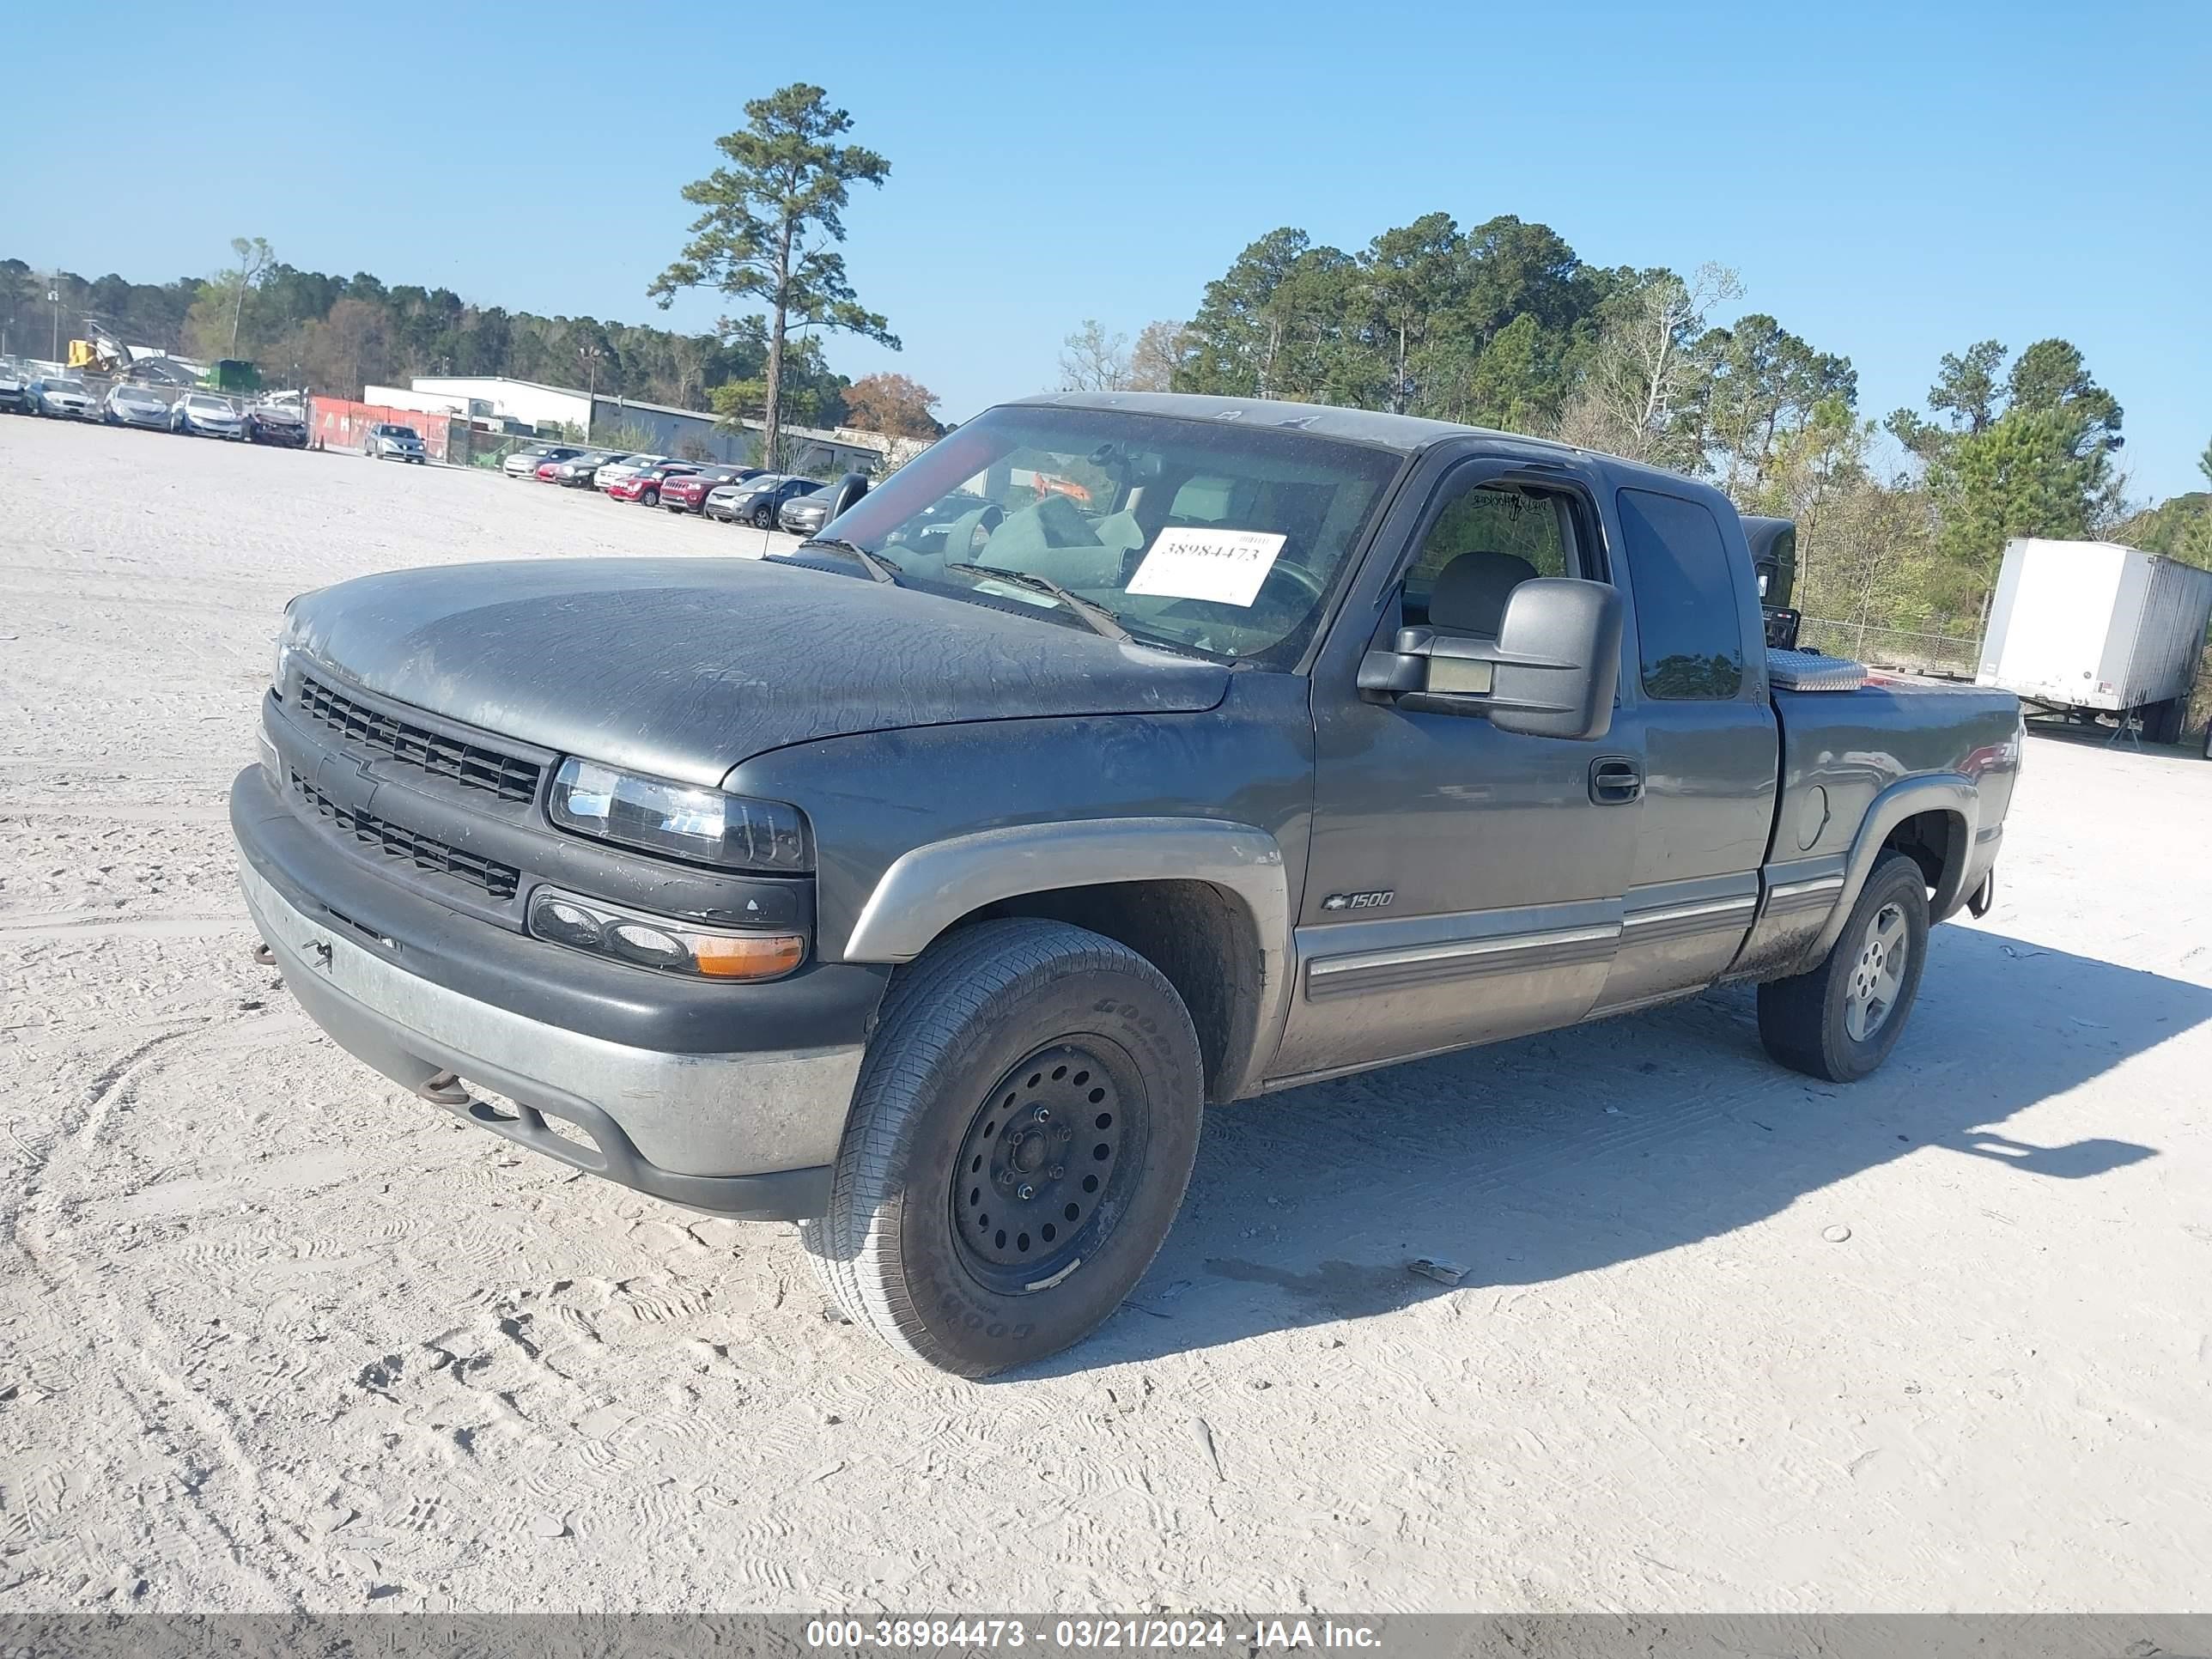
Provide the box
[283,556,1231,786]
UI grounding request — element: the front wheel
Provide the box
[804,918,1204,1376]
[1757,850,1930,1082]
[640,487,659,507]
[752,503,775,528]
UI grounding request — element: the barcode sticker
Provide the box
[1126,529,1287,608]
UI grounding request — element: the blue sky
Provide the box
[6,0,2207,497]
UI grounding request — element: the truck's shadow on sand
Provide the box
[1020,925,2197,1376]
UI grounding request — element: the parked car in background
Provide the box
[775,483,836,537]
[247,398,310,447]
[547,450,631,488]
[0,359,31,412]
[659,465,757,515]
[104,383,173,430]
[503,444,579,479]
[709,472,819,528]
[605,462,698,507]
[594,454,669,493]
[31,377,100,420]
[171,392,246,439]
[363,422,428,464]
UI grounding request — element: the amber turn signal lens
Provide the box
[689,932,806,980]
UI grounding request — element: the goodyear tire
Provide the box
[803,918,1203,1376]
[1757,850,1930,1083]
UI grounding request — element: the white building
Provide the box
[362,384,477,419]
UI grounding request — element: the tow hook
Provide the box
[416,1071,473,1108]
[250,941,277,967]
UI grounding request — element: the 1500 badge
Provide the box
[1321,890,1395,912]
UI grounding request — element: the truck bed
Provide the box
[1770,674,2020,906]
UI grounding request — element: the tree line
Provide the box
[1066,216,2208,635]
[0,247,861,430]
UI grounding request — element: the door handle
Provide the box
[1589,756,1643,805]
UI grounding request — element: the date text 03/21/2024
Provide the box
[802,1620,1383,1650]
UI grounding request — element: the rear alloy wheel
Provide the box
[803,918,1203,1376]
[1757,850,1930,1082]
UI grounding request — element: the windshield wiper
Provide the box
[945,562,1131,641]
[797,538,902,585]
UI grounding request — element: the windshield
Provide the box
[186,395,228,410]
[819,404,1403,664]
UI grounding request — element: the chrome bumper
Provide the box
[239,858,858,1218]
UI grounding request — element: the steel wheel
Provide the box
[804,918,1203,1374]
[949,1040,1148,1297]
[1843,900,1909,1042]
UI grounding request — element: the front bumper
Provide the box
[232,757,875,1220]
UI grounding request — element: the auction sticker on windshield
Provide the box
[1126,528,1286,608]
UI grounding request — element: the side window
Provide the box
[1614,488,1745,700]
[1401,479,1581,633]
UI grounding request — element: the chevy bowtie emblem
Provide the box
[1322,890,1395,912]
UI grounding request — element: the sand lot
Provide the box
[2,414,2208,1613]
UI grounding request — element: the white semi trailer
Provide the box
[1975,538,2212,747]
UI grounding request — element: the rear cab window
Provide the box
[1613,488,1746,700]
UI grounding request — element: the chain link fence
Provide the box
[1796,617,1981,678]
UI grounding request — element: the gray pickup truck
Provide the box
[233,392,2021,1374]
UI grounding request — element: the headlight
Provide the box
[547,757,808,872]
[528,886,804,980]
[271,638,295,696]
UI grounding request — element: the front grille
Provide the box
[296,673,542,803]
[291,771,521,900]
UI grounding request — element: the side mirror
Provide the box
[1358,577,1622,741]
[823,470,871,520]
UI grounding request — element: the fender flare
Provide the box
[841,817,1292,1102]
[1808,774,1979,961]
